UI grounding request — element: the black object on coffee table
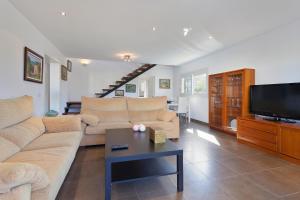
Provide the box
[105,128,183,200]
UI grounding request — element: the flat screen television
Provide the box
[250,83,300,120]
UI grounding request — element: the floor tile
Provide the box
[219,176,279,200]
[245,169,300,197]
[241,153,289,169]
[219,157,264,174]
[192,160,238,180]
[182,179,232,200]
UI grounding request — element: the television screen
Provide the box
[250,83,300,120]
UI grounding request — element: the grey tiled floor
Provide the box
[57,122,300,200]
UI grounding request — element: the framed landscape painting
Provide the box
[24,47,44,83]
[125,84,136,93]
[61,65,68,81]
[159,79,171,89]
[115,90,124,96]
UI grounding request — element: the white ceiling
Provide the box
[9,0,300,65]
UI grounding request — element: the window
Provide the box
[192,73,207,94]
[181,76,192,95]
[180,70,207,95]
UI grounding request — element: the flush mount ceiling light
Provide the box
[152,27,156,31]
[208,36,214,40]
[123,55,132,62]
[80,59,91,65]
[116,52,136,62]
[60,11,66,16]
[183,28,192,37]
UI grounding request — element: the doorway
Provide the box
[138,76,155,98]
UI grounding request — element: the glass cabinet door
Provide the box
[209,75,224,128]
[225,73,243,131]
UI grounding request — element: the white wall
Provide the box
[68,59,175,100]
[0,0,66,116]
[175,19,300,123]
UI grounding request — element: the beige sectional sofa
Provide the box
[0,96,82,200]
[80,96,179,146]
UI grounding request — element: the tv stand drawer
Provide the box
[239,119,277,134]
[238,118,279,152]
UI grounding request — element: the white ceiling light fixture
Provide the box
[60,11,66,16]
[80,59,91,65]
[208,36,214,40]
[123,54,132,62]
[152,27,156,31]
[183,28,192,37]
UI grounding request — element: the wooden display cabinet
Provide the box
[209,68,255,135]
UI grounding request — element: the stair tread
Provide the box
[98,63,156,98]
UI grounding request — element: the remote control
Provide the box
[111,144,129,151]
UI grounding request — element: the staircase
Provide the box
[95,63,156,97]
[63,63,156,114]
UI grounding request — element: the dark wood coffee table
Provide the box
[105,128,183,200]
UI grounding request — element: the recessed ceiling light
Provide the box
[183,28,192,37]
[152,27,156,31]
[61,11,66,16]
[208,36,214,40]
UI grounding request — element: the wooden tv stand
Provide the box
[237,116,300,162]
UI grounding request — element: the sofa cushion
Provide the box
[0,184,31,200]
[42,116,81,133]
[0,117,45,149]
[127,96,167,111]
[0,96,33,130]
[0,136,20,162]
[81,96,127,112]
[6,146,78,200]
[129,110,162,122]
[23,131,82,151]
[157,111,177,122]
[85,122,132,135]
[0,162,49,193]
[81,114,99,126]
[93,111,129,122]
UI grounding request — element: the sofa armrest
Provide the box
[42,116,81,133]
[157,111,177,122]
[0,162,49,194]
[81,114,99,127]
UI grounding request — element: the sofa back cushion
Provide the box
[127,96,167,111]
[0,136,20,162]
[83,110,129,122]
[81,96,127,112]
[0,117,45,149]
[0,96,33,130]
[129,110,162,122]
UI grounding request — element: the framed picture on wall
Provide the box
[125,84,136,93]
[61,65,68,81]
[67,60,72,72]
[115,90,124,96]
[159,79,171,89]
[24,47,44,84]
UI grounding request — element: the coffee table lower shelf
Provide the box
[111,158,177,184]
